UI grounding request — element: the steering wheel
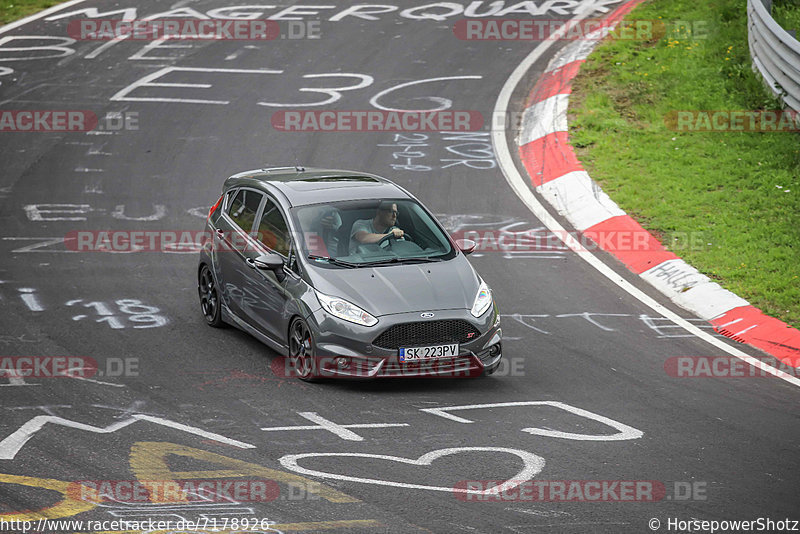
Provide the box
[377,231,412,249]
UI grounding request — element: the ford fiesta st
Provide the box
[197,166,502,380]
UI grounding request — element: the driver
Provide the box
[350,201,403,253]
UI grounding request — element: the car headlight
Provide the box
[316,290,378,327]
[470,280,493,318]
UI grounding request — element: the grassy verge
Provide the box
[568,0,800,328]
[772,0,800,34]
[0,0,63,25]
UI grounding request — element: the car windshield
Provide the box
[291,198,455,267]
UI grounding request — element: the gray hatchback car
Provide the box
[197,166,502,380]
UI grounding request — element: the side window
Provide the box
[227,189,263,232]
[257,199,291,256]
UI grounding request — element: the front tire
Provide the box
[288,317,318,381]
[198,265,223,327]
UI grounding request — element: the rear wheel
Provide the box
[288,317,317,381]
[198,265,223,327]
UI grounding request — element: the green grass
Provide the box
[772,0,800,34]
[569,0,800,328]
[0,0,63,25]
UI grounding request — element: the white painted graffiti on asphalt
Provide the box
[0,3,625,65]
[435,212,567,260]
[504,312,718,338]
[261,411,409,441]
[279,447,546,495]
[0,400,642,506]
[110,69,482,111]
[378,132,498,172]
[259,401,644,444]
[420,401,644,441]
[66,298,167,329]
[23,203,165,221]
[41,2,627,25]
[0,413,255,460]
[1,284,169,329]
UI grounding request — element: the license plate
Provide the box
[399,344,459,362]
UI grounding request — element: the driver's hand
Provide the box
[389,228,404,239]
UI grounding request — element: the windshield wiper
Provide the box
[360,256,443,266]
[307,255,359,268]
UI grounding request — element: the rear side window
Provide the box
[257,199,291,256]
[227,189,262,232]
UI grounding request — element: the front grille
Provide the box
[372,320,480,350]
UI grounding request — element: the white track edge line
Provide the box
[491,3,800,388]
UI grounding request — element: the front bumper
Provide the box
[305,305,502,378]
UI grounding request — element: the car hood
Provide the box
[306,257,480,316]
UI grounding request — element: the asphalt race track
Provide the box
[0,2,798,533]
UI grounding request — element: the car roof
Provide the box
[224,167,411,207]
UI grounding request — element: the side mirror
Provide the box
[455,238,477,255]
[254,252,286,281]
